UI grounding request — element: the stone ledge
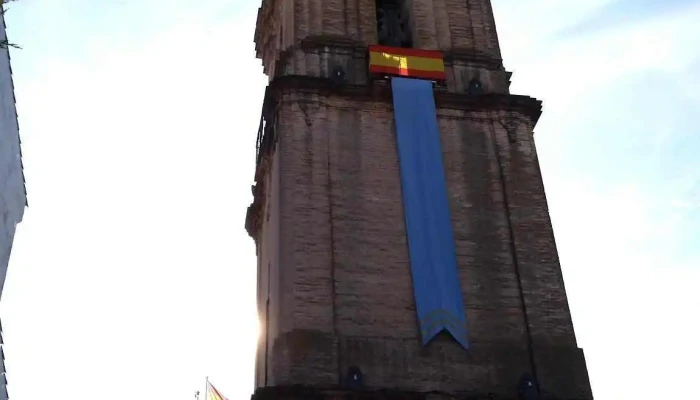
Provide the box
[251,385,498,400]
[251,385,591,400]
[263,75,542,124]
[291,35,505,69]
[265,35,507,79]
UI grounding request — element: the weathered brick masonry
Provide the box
[246,1,593,399]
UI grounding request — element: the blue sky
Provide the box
[2,0,699,399]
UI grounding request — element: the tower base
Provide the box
[251,385,589,400]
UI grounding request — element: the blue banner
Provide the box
[391,77,469,349]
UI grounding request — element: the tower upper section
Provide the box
[254,0,511,94]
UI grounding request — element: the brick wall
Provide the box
[250,86,592,398]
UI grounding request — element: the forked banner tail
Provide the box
[390,77,469,349]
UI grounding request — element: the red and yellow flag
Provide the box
[206,382,228,400]
[368,45,446,81]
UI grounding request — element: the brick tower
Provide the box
[246,1,593,399]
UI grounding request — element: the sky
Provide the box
[1,0,699,399]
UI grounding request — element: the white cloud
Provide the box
[548,179,700,398]
[3,2,267,399]
[491,3,700,399]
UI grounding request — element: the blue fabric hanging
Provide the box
[391,77,469,349]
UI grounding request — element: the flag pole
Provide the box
[205,376,209,399]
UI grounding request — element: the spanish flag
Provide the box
[206,381,228,400]
[368,45,446,81]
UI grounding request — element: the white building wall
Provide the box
[0,7,27,400]
[0,8,26,299]
[0,337,6,400]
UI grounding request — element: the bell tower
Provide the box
[247,1,593,399]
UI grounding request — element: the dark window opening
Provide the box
[376,0,413,48]
[468,78,484,96]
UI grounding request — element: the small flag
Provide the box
[368,45,446,81]
[206,381,228,400]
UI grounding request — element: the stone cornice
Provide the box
[250,385,588,400]
[264,75,542,124]
[272,36,506,77]
[296,36,508,68]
